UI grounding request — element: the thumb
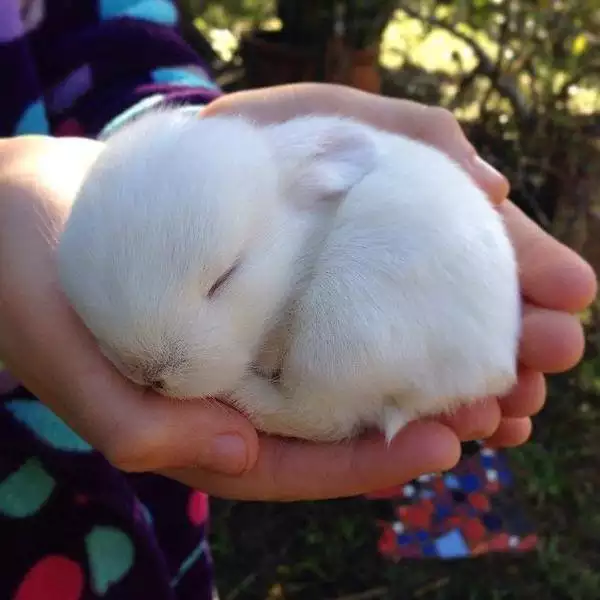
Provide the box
[46,331,260,474]
[0,136,259,477]
[1,291,260,476]
[9,348,260,475]
[88,391,261,476]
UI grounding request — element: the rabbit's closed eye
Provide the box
[208,259,241,298]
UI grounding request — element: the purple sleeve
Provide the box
[0,0,223,138]
[0,3,220,599]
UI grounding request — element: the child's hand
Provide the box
[0,82,595,503]
[0,135,460,500]
[204,83,596,450]
[0,135,260,477]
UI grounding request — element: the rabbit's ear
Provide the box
[307,122,377,199]
[268,117,378,207]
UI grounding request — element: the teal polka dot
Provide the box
[14,99,50,135]
[151,67,219,90]
[85,526,135,595]
[6,399,93,452]
[0,458,56,518]
[99,0,177,25]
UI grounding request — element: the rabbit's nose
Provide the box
[148,378,165,391]
[139,368,167,392]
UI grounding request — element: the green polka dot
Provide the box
[0,458,56,518]
[85,526,135,595]
[6,400,92,452]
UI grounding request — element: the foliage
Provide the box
[183,1,399,51]
[379,0,599,253]
[181,0,274,30]
[275,1,398,49]
[176,0,275,62]
[396,0,599,119]
[184,0,599,250]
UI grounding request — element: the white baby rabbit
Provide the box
[57,108,521,444]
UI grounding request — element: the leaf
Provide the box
[572,33,588,56]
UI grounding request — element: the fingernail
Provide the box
[471,156,510,204]
[209,433,248,475]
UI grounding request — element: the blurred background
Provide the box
[176,1,599,598]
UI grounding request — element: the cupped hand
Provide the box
[0,84,595,504]
[203,83,596,450]
[0,135,260,476]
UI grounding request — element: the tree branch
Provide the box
[447,65,481,111]
[399,4,531,122]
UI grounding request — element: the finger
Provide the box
[398,105,509,204]
[6,337,259,475]
[499,369,546,418]
[484,417,533,448]
[435,397,502,441]
[202,83,509,203]
[519,306,585,373]
[500,201,597,312]
[161,421,461,501]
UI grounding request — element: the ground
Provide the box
[209,367,600,600]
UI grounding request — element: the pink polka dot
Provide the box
[14,555,84,600]
[187,491,208,525]
[54,118,85,137]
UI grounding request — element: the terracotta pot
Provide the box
[348,46,381,94]
[239,30,323,88]
[323,37,382,93]
[240,30,382,94]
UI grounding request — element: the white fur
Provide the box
[57,109,521,444]
[58,110,308,397]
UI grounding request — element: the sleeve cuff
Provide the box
[99,94,207,140]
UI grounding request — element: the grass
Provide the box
[209,368,600,600]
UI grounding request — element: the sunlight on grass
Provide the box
[577,356,600,394]
[509,443,568,503]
